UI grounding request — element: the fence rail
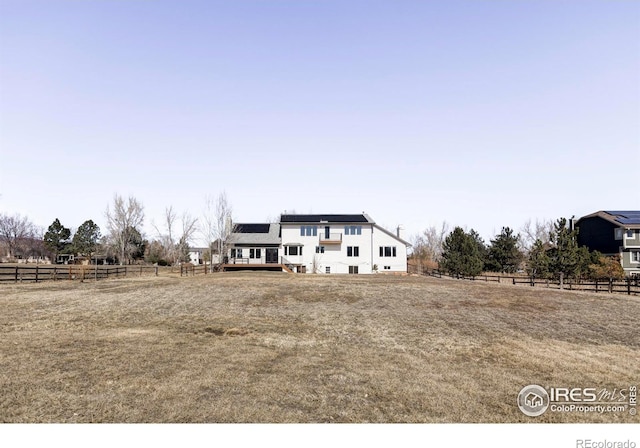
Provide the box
[0,265,160,283]
[421,269,640,296]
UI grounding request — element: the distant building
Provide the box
[225,213,410,274]
[575,210,640,276]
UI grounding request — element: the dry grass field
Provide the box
[1,272,638,423]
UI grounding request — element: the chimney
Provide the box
[396,225,403,240]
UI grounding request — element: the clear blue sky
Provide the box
[1,0,638,245]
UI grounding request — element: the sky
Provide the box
[1,0,638,246]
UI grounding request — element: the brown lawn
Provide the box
[0,272,638,423]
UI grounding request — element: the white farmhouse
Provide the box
[225,213,410,274]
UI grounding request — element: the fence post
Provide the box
[35,265,39,283]
[628,278,631,295]
[14,266,18,283]
[512,277,516,285]
[595,280,598,293]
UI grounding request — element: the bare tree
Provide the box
[520,218,554,253]
[155,206,198,265]
[422,221,451,262]
[105,194,145,265]
[201,196,217,266]
[201,192,233,266]
[0,213,37,260]
[408,221,451,273]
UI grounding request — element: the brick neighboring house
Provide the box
[575,211,640,276]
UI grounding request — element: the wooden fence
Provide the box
[178,264,216,277]
[422,269,640,296]
[0,265,160,283]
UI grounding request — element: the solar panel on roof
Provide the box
[233,223,271,233]
[605,211,640,225]
[280,214,368,223]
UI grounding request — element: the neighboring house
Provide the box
[575,210,640,276]
[188,247,207,265]
[188,242,222,265]
[225,213,410,274]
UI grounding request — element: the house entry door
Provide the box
[266,248,278,264]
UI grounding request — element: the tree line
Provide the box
[0,192,233,266]
[412,218,625,281]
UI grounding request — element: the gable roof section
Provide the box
[227,223,281,245]
[373,223,412,247]
[577,211,640,228]
[280,214,373,223]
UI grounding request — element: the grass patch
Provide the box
[0,272,638,422]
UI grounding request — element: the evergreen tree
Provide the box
[548,217,581,280]
[486,227,524,273]
[526,239,550,278]
[469,229,488,271]
[72,220,101,259]
[440,227,484,277]
[43,218,71,262]
[125,227,146,263]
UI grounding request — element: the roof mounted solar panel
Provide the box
[233,223,271,233]
[280,214,368,223]
[605,211,640,225]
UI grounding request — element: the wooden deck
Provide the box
[222,263,294,273]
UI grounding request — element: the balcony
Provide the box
[319,232,342,244]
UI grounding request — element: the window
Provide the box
[231,248,236,258]
[615,228,623,240]
[236,249,243,258]
[380,246,397,257]
[249,249,261,259]
[315,246,325,254]
[300,226,317,236]
[287,246,299,256]
[626,230,635,238]
[349,266,359,274]
[345,225,362,235]
[632,251,640,263]
[347,246,359,257]
[325,266,331,274]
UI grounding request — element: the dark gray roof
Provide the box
[280,214,372,223]
[578,211,640,228]
[227,223,281,245]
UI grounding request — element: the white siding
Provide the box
[372,226,408,273]
[280,222,408,274]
